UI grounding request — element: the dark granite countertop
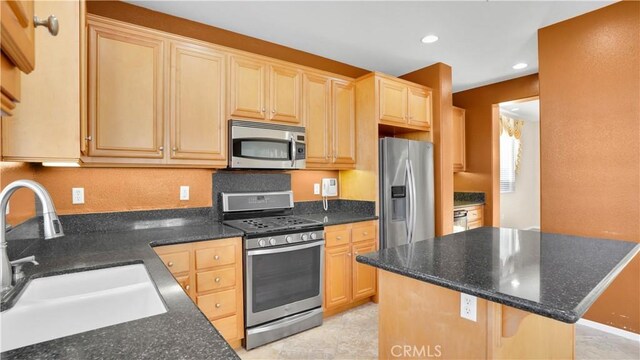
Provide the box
[357,227,640,323]
[1,220,243,359]
[453,200,485,209]
[298,212,378,226]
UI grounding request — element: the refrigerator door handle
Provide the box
[406,159,415,243]
[405,159,413,242]
[409,160,418,243]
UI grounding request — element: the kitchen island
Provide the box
[357,227,640,359]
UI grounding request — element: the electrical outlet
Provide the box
[180,186,190,201]
[460,293,477,322]
[313,183,320,195]
[72,188,85,205]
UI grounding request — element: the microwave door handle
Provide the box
[290,136,296,168]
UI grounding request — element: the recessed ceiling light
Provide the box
[511,108,520,112]
[512,63,528,70]
[421,35,439,44]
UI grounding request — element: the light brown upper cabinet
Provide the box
[1,0,35,116]
[357,73,432,132]
[452,106,466,172]
[87,20,165,160]
[332,79,356,166]
[407,86,432,128]
[228,55,267,121]
[379,78,407,125]
[229,55,302,125]
[168,41,226,166]
[303,75,356,169]
[303,72,331,165]
[2,0,84,162]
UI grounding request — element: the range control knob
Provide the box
[269,238,277,246]
[310,232,317,240]
[258,239,266,247]
[285,236,293,243]
[301,234,309,241]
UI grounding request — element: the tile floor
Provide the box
[236,303,640,360]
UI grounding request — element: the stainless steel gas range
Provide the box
[221,191,324,350]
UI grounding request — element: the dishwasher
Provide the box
[453,209,468,233]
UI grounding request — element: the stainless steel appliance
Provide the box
[379,137,435,249]
[229,120,306,169]
[221,191,324,350]
[453,209,468,233]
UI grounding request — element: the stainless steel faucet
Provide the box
[1,180,64,293]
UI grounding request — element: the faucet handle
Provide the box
[10,256,39,279]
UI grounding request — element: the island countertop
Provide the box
[356,227,640,323]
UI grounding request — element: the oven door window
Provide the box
[250,245,321,313]
[233,139,292,161]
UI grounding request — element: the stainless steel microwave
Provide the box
[229,120,306,169]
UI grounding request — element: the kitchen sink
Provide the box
[0,264,167,352]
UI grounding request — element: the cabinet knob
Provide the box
[34,15,59,36]
[167,261,173,267]
[262,108,266,112]
[347,253,352,256]
[336,236,342,240]
[214,255,220,260]
[363,232,368,236]
[172,147,178,152]
[215,277,221,283]
[272,109,276,114]
[85,136,92,141]
[185,284,190,291]
[215,303,221,308]
[159,146,164,151]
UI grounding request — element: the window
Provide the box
[500,134,518,193]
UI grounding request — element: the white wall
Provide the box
[500,118,540,230]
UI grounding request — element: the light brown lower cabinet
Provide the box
[154,237,244,349]
[458,204,484,229]
[324,220,378,317]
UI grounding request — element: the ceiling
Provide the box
[500,99,539,122]
[126,1,612,92]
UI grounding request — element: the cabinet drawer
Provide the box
[326,229,351,247]
[158,251,190,274]
[195,244,236,270]
[468,220,483,230]
[196,267,236,293]
[467,208,482,222]
[197,288,237,320]
[352,223,375,243]
[175,274,191,293]
[212,315,239,340]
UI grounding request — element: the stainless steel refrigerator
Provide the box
[379,137,435,249]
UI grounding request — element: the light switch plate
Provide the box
[72,188,85,205]
[180,186,190,201]
[313,184,320,195]
[460,293,477,322]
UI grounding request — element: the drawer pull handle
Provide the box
[363,232,368,236]
[336,236,342,240]
[215,277,221,283]
[215,303,221,308]
[167,261,174,267]
[185,285,190,291]
[214,255,220,260]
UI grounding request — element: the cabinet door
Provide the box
[303,73,331,165]
[2,0,82,160]
[352,240,377,301]
[229,55,267,120]
[1,0,35,115]
[408,86,432,129]
[269,65,301,124]
[88,23,164,159]
[169,41,226,163]
[324,245,352,310]
[332,79,356,166]
[452,106,466,172]
[378,78,407,125]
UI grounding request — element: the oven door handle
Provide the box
[247,240,325,257]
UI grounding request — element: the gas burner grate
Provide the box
[224,215,322,234]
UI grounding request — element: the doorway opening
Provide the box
[498,97,540,230]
